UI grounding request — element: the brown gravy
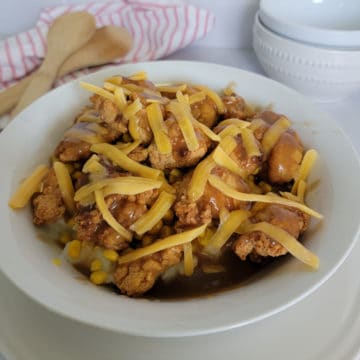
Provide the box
[146,248,275,300]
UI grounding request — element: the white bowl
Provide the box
[253,13,360,102]
[1,61,360,337]
[260,0,360,48]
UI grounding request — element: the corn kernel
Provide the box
[52,258,62,266]
[67,240,81,259]
[162,209,174,224]
[90,259,102,272]
[103,249,119,262]
[59,232,72,245]
[90,271,108,285]
[67,217,75,229]
[169,169,182,184]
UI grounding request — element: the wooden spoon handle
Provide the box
[0,76,31,115]
[0,25,132,117]
[11,69,57,117]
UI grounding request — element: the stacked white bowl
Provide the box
[253,0,360,102]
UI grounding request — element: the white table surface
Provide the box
[1,47,360,360]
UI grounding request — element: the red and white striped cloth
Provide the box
[0,0,215,91]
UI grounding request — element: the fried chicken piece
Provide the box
[32,168,66,225]
[148,116,212,170]
[55,106,126,163]
[175,167,250,228]
[113,246,182,296]
[127,146,148,162]
[233,204,310,261]
[212,122,263,177]
[74,189,159,250]
[251,111,303,184]
[221,93,254,120]
[268,131,303,184]
[188,87,218,128]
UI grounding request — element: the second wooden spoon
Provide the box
[11,12,96,117]
[0,26,132,117]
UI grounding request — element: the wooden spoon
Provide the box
[0,26,132,117]
[11,12,96,117]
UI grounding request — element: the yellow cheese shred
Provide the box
[208,175,323,219]
[249,118,266,132]
[167,101,199,151]
[212,145,246,178]
[91,143,161,179]
[204,210,250,255]
[146,103,172,154]
[118,223,207,264]
[176,91,190,104]
[94,190,132,240]
[262,116,291,156]
[156,84,187,93]
[131,191,176,235]
[128,115,140,141]
[9,164,49,209]
[102,178,162,197]
[128,71,148,81]
[292,149,318,194]
[239,222,319,269]
[123,98,142,120]
[53,161,75,213]
[241,127,261,157]
[75,176,162,201]
[188,157,215,201]
[218,125,243,139]
[189,91,206,104]
[217,118,250,129]
[297,180,307,203]
[219,134,238,154]
[113,88,127,111]
[105,76,123,85]
[192,118,221,142]
[79,81,115,102]
[82,155,105,174]
[115,140,141,155]
[195,85,225,113]
[183,242,194,276]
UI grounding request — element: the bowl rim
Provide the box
[260,0,360,48]
[254,12,360,58]
[1,60,360,338]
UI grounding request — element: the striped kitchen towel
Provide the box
[0,0,214,129]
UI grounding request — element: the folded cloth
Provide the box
[0,0,214,90]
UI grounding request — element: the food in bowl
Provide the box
[9,71,322,298]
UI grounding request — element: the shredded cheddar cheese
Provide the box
[208,175,323,219]
[204,210,250,255]
[188,157,215,201]
[91,143,161,179]
[9,165,49,209]
[79,81,115,102]
[167,101,199,151]
[94,190,132,240]
[292,149,318,194]
[262,116,291,156]
[118,223,208,264]
[239,222,319,269]
[195,85,225,113]
[146,103,172,154]
[53,161,75,213]
[131,191,176,235]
